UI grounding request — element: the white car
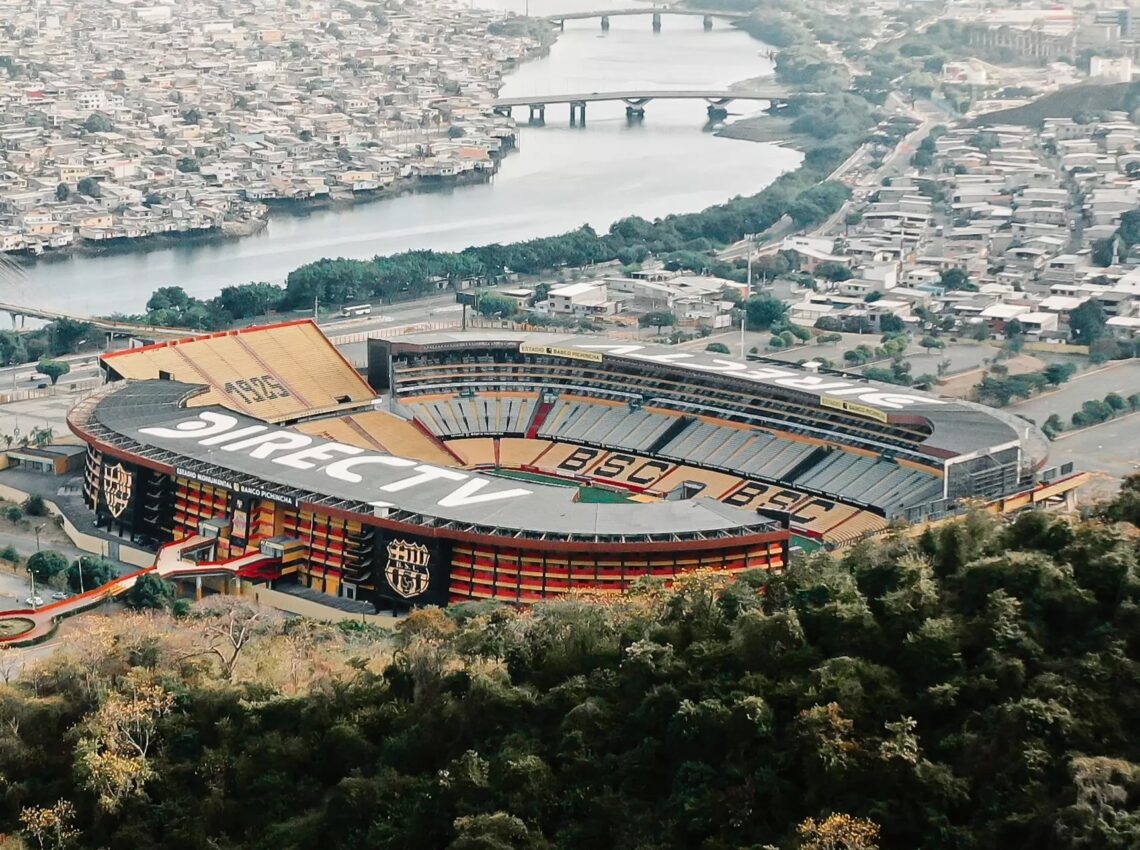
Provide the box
[24,596,43,607]
[50,591,68,600]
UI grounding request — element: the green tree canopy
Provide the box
[745,295,788,331]
[25,550,67,583]
[36,359,69,385]
[67,556,118,593]
[124,573,176,610]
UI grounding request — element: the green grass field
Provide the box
[488,469,635,504]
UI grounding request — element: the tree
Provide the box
[815,261,852,282]
[55,183,69,202]
[939,267,973,291]
[182,108,201,125]
[476,293,517,319]
[45,318,91,355]
[797,813,881,850]
[19,801,78,850]
[1105,392,1126,412]
[1043,413,1064,438]
[745,295,788,331]
[448,813,537,850]
[26,550,68,584]
[82,112,114,134]
[879,314,905,333]
[76,177,101,198]
[705,342,731,354]
[77,679,175,811]
[124,573,176,610]
[1119,209,1140,246]
[196,599,270,679]
[22,494,47,516]
[1044,362,1077,386]
[176,157,199,173]
[110,68,126,81]
[37,359,70,385]
[639,311,677,334]
[215,283,284,319]
[920,335,944,352]
[67,557,117,593]
[1069,299,1107,344]
[1091,237,1116,267]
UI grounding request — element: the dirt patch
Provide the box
[936,354,1047,399]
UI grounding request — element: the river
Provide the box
[9,1,797,315]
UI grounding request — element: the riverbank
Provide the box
[10,12,806,316]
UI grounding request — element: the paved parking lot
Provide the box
[1010,361,1140,426]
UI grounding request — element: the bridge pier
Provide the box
[651,11,661,31]
[528,104,546,125]
[600,15,609,30]
[625,105,645,122]
[569,101,587,127]
[703,14,713,30]
[707,104,728,121]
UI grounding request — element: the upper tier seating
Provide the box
[296,410,456,467]
[102,320,375,422]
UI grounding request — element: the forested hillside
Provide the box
[3,480,1140,850]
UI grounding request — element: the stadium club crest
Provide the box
[384,538,431,598]
[103,462,133,518]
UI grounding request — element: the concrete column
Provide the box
[570,101,586,127]
[652,12,661,31]
[600,15,609,30]
[625,105,645,122]
[703,15,713,30]
[707,104,728,121]
[528,104,545,125]
[195,575,203,600]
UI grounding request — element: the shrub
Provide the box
[4,505,22,523]
[22,494,46,517]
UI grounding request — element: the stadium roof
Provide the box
[385,331,1047,463]
[73,380,782,544]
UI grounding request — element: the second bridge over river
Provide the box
[491,88,792,125]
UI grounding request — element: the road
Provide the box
[1009,360,1140,425]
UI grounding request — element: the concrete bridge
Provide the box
[0,299,200,340]
[492,87,792,125]
[544,7,748,31]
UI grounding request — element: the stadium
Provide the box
[68,320,1083,611]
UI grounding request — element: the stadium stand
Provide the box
[446,438,498,467]
[102,320,375,422]
[296,410,457,467]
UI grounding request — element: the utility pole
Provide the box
[313,294,319,321]
[31,523,44,607]
[746,234,754,297]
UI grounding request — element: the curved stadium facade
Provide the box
[69,320,1081,610]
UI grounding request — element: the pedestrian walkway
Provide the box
[0,536,277,647]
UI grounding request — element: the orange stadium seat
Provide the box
[101,320,374,421]
[446,438,497,467]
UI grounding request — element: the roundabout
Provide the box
[0,617,34,639]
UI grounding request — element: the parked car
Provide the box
[50,591,68,600]
[24,596,43,607]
